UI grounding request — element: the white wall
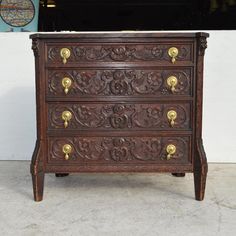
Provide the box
[0,33,36,160]
[203,31,236,163]
[0,31,235,162]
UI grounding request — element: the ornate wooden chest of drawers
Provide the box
[30,32,208,201]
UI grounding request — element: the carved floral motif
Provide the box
[47,69,191,96]
[47,44,191,62]
[49,136,189,163]
[48,103,190,130]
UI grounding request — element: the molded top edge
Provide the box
[30,31,209,39]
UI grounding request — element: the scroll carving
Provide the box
[48,69,191,96]
[48,44,191,62]
[198,37,207,56]
[49,136,189,163]
[32,39,39,57]
[48,103,190,130]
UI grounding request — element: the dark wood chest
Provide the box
[30,32,208,201]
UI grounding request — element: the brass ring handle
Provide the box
[62,144,72,160]
[167,110,177,127]
[60,48,71,64]
[166,144,176,160]
[167,76,178,93]
[168,47,178,64]
[62,77,72,94]
[62,111,72,128]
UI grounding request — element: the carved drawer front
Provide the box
[47,68,193,98]
[47,43,193,64]
[48,136,191,164]
[48,102,191,131]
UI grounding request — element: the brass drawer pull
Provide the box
[167,110,177,127]
[60,48,71,64]
[167,75,178,93]
[168,47,178,64]
[62,77,72,94]
[62,111,72,128]
[166,144,176,160]
[62,144,72,160]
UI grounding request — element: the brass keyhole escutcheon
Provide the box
[62,111,72,128]
[168,47,179,64]
[166,144,176,160]
[167,76,178,93]
[62,144,72,160]
[62,77,72,94]
[60,48,71,64]
[167,110,177,127]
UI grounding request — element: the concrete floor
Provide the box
[0,162,235,236]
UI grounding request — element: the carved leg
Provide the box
[55,173,69,177]
[172,173,185,177]
[32,171,45,202]
[194,139,208,201]
[31,141,45,202]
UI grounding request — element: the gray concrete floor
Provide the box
[0,162,235,236]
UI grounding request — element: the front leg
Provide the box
[32,171,45,202]
[31,140,45,202]
[194,139,208,201]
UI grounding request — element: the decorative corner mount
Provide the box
[198,37,207,56]
[32,39,39,57]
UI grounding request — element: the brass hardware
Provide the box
[62,111,72,128]
[168,47,179,64]
[167,110,177,127]
[166,144,176,160]
[62,77,72,94]
[62,144,72,160]
[60,48,71,64]
[167,75,178,93]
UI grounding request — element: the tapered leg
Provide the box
[194,139,208,201]
[32,171,45,202]
[55,173,69,177]
[31,141,45,202]
[194,170,207,201]
[172,173,185,177]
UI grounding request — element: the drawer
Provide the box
[46,68,193,98]
[47,135,191,165]
[48,102,191,131]
[46,42,193,64]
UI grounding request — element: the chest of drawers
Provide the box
[30,32,208,201]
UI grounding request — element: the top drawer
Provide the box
[46,42,194,65]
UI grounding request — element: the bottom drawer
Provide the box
[47,135,192,165]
